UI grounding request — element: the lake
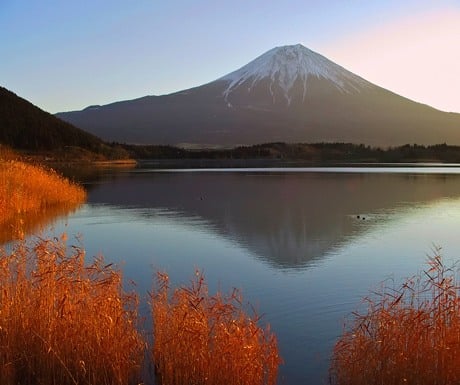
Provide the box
[32,166,460,384]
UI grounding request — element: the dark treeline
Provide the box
[0,87,128,160]
[120,142,460,163]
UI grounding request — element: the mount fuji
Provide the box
[57,44,460,147]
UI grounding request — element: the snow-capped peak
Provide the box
[218,44,369,105]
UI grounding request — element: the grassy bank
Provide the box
[0,147,86,238]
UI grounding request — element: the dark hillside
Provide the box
[0,86,128,159]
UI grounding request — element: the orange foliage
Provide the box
[0,149,86,239]
[330,253,460,385]
[0,235,144,385]
[151,271,282,385]
[0,147,282,384]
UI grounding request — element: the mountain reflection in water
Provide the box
[82,169,460,268]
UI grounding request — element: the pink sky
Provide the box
[325,8,460,113]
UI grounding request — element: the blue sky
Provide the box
[1,1,459,113]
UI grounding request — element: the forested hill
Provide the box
[0,86,127,159]
[121,142,460,164]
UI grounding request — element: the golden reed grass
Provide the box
[0,234,144,385]
[330,252,460,385]
[0,146,282,384]
[0,146,86,238]
[151,271,282,385]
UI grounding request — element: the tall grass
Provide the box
[1,146,282,384]
[0,235,281,385]
[0,234,144,385]
[0,148,86,237]
[330,252,460,385]
[152,271,282,385]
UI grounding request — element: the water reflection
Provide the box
[81,169,460,268]
[0,204,83,244]
[41,167,460,385]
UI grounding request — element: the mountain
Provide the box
[0,86,128,159]
[56,44,460,147]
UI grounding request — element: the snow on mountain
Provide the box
[218,44,370,105]
[56,43,460,147]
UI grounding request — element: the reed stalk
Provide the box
[0,234,144,385]
[151,271,282,385]
[0,148,86,239]
[330,252,460,385]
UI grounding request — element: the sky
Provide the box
[1,0,459,113]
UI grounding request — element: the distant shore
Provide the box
[19,152,137,168]
[120,142,460,165]
[134,158,460,171]
[13,142,460,171]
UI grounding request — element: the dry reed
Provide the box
[151,271,281,385]
[1,146,282,384]
[0,234,144,385]
[330,252,460,385]
[0,147,86,237]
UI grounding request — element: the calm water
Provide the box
[35,167,460,384]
